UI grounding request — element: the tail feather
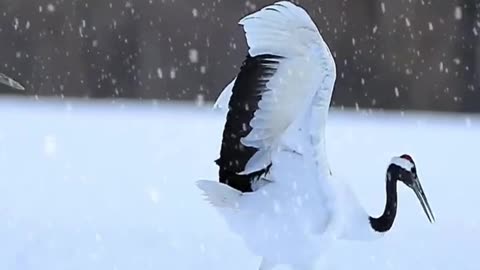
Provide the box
[196,180,242,208]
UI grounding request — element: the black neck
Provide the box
[369,165,398,233]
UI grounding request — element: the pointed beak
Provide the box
[411,177,435,223]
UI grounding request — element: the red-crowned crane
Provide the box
[198,2,435,269]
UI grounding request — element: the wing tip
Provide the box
[238,1,296,23]
[0,73,25,91]
[237,1,320,57]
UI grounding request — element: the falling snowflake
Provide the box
[157,68,163,79]
[189,49,199,63]
[192,8,198,18]
[405,18,411,27]
[454,6,462,20]
[47,3,55,12]
[147,188,160,204]
[44,135,57,158]
[195,94,205,106]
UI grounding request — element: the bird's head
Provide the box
[390,154,435,223]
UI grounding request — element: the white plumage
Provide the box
[199,2,435,269]
[215,1,336,177]
[201,2,346,268]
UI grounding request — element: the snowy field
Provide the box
[0,97,479,270]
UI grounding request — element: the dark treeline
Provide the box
[0,0,479,112]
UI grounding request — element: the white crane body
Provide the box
[198,2,435,269]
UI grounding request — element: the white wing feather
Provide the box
[0,73,25,90]
[236,1,336,174]
[213,77,236,112]
[239,1,322,57]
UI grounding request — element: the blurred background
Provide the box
[0,0,478,112]
[1,2,479,269]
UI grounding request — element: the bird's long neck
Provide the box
[369,166,398,233]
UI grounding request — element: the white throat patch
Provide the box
[390,156,414,171]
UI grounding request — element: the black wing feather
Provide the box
[216,54,282,192]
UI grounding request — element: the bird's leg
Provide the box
[258,258,275,270]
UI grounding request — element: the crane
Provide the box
[198,2,435,269]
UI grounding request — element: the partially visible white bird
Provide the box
[0,73,25,91]
[198,2,435,269]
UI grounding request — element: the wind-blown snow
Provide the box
[0,98,478,270]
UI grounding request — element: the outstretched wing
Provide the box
[0,73,24,91]
[216,1,336,192]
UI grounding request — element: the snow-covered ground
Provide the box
[0,97,478,270]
